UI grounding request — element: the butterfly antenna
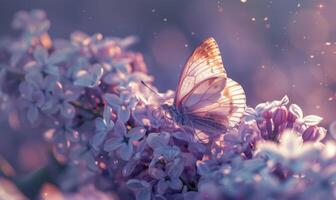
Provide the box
[141,80,163,100]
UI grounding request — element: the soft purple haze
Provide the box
[0,3,335,200]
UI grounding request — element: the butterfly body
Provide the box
[162,104,188,125]
[162,38,246,135]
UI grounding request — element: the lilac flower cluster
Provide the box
[0,10,335,200]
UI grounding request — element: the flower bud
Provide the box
[302,126,319,142]
[286,111,297,128]
[287,111,297,123]
[262,110,272,119]
[272,106,288,126]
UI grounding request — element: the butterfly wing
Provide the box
[173,37,246,134]
[175,37,227,107]
[183,78,246,130]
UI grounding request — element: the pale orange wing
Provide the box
[175,37,227,107]
[183,78,246,128]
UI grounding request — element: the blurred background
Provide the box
[0,0,335,176]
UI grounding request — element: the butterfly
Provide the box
[161,37,246,135]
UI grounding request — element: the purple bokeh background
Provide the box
[0,0,335,176]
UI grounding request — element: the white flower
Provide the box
[289,104,323,126]
[255,129,321,161]
[244,95,289,122]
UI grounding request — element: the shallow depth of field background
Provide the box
[0,0,335,175]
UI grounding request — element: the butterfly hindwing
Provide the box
[182,78,246,131]
[220,78,246,127]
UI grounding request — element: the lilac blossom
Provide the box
[1,9,336,200]
[23,45,62,77]
[73,63,104,88]
[104,121,145,161]
[149,158,184,194]
[104,90,138,123]
[47,81,81,119]
[92,106,115,150]
[244,96,326,143]
[18,73,56,123]
[12,10,50,36]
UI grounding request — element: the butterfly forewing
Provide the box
[175,37,227,107]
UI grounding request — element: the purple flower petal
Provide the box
[23,61,40,73]
[63,89,80,102]
[118,142,133,161]
[48,50,67,64]
[103,137,123,152]
[92,131,107,150]
[32,91,45,107]
[117,106,130,123]
[33,46,48,64]
[149,168,166,180]
[154,145,180,161]
[137,189,151,200]
[60,102,75,119]
[147,132,170,149]
[95,118,106,131]
[103,106,113,122]
[122,159,139,177]
[19,82,33,99]
[128,127,145,142]
[168,159,184,178]
[196,160,211,176]
[157,180,168,194]
[27,105,39,123]
[25,72,44,88]
[114,121,127,136]
[104,93,121,107]
[127,179,150,190]
[45,65,60,76]
[168,178,183,190]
